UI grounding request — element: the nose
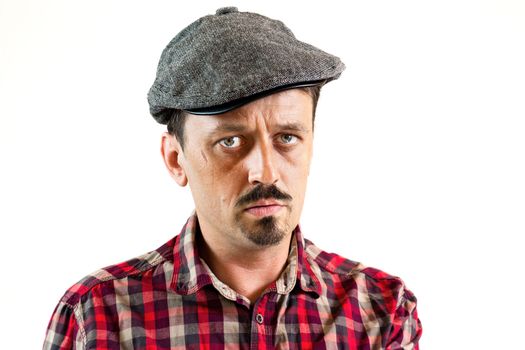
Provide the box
[246,139,279,186]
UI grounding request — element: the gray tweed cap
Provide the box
[148,7,345,124]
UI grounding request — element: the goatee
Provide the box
[242,216,287,247]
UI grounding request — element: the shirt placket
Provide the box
[250,292,275,350]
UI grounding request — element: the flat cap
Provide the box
[148,7,345,123]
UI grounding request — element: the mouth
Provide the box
[244,201,285,218]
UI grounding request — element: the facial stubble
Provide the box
[236,212,292,247]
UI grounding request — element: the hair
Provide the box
[167,85,322,150]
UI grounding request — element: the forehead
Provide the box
[185,89,313,132]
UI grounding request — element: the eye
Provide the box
[218,136,243,148]
[278,134,298,145]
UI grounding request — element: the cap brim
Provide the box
[183,80,326,116]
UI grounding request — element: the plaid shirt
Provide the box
[44,214,422,349]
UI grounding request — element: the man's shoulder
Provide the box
[303,238,412,298]
[58,236,177,307]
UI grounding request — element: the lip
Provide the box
[244,201,285,217]
[246,200,282,208]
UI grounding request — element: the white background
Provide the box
[1,0,524,348]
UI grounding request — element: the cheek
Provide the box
[282,147,312,178]
[185,152,216,201]
[188,151,246,206]
[279,158,311,201]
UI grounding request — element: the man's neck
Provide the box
[197,227,292,304]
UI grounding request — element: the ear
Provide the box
[160,132,188,187]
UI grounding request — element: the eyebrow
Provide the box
[210,122,310,134]
[211,124,247,133]
[277,122,310,133]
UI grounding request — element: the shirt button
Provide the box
[255,313,264,324]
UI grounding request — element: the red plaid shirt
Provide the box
[44,214,422,349]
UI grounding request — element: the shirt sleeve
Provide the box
[386,287,423,350]
[43,301,84,350]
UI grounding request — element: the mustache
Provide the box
[235,184,292,208]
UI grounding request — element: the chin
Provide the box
[242,215,292,247]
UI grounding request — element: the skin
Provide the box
[160,89,314,303]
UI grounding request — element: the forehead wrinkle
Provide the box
[205,111,256,135]
[202,95,311,135]
[266,109,312,133]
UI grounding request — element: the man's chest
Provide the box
[81,287,389,349]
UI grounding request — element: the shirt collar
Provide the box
[170,214,213,295]
[169,213,322,298]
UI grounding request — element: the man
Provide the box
[44,7,422,349]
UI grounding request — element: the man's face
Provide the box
[169,89,314,249]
